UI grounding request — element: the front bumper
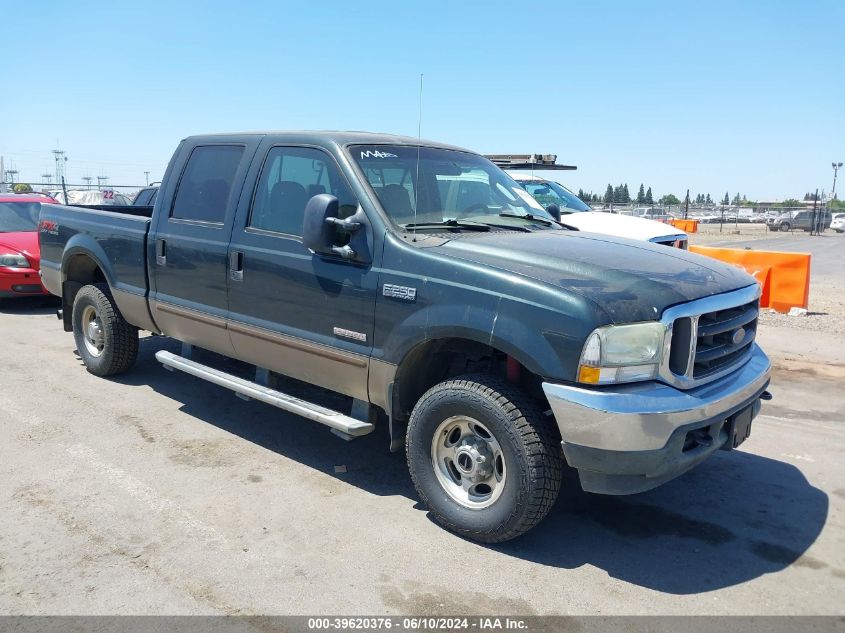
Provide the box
[0,268,49,298]
[542,344,771,495]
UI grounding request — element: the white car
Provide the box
[831,213,845,233]
[514,175,688,248]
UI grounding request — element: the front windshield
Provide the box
[0,202,40,232]
[350,145,554,229]
[518,180,591,213]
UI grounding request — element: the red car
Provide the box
[0,194,55,299]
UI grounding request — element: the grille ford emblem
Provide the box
[731,327,746,345]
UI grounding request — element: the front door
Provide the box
[226,144,378,400]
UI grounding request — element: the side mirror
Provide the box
[545,203,561,221]
[302,194,363,260]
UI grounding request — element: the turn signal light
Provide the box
[578,365,601,384]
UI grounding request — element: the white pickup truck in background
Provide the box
[515,174,688,248]
[487,154,689,249]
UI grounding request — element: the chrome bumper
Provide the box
[542,345,771,494]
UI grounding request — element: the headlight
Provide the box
[577,322,666,385]
[0,253,30,267]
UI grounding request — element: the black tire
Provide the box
[406,373,562,543]
[72,283,138,376]
[780,223,791,232]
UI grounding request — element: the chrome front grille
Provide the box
[658,285,761,389]
[692,301,758,377]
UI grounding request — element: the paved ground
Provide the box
[0,236,843,616]
[701,231,843,280]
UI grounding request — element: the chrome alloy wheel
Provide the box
[430,415,506,509]
[81,305,105,357]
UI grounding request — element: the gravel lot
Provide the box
[0,232,843,616]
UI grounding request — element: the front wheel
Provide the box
[406,374,562,543]
[72,283,139,376]
[780,223,791,232]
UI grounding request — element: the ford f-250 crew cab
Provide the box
[39,131,772,542]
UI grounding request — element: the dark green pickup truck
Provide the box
[38,131,772,542]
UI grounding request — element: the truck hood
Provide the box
[561,211,683,242]
[437,230,755,323]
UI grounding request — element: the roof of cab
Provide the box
[182,130,471,153]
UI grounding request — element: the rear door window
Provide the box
[171,145,245,223]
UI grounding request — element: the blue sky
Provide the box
[2,0,843,200]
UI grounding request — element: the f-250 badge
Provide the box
[382,284,417,301]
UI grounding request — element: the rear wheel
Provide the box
[72,283,138,376]
[406,374,562,543]
[780,222,791,232]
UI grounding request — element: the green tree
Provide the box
[644,186,653,204]
[732,193,741,205]
[604,184,613,204]
[12,183,33,193]
[659,193,681,205]
[622,184,630,203]
[722,192,730,205]
[780,199,802,208]
[636,183,645,204]
[705,193,713,204]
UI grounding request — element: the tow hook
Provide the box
[760,391,773,401]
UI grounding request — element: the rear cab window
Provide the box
[170,145,246,223]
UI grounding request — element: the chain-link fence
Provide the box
[0,180,147,205]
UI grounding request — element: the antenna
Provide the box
[413,73,423,242]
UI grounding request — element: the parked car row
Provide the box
[767,209,833,232]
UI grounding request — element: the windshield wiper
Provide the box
[402,219,491,231]
[498,212,556,226]
[498,212,578,230]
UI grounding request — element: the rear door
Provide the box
[149,138,260,356]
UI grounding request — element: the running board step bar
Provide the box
[154,351,375,437]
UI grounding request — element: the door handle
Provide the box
[229,250,244,282]
[155,239,166,266]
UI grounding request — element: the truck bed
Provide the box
[70,204,154,218]
[38,203,152,321]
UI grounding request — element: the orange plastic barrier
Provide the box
[689,246,810,313]
[669,219,698,233]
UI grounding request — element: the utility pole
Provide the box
[82,176,93,189]
[684,188,690,219]
[5,169,18,185]
[144,171,150,186]
[97,175,109,189]
[41,173,52,187]
[833,162,842,200]
[52,149,67,184]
